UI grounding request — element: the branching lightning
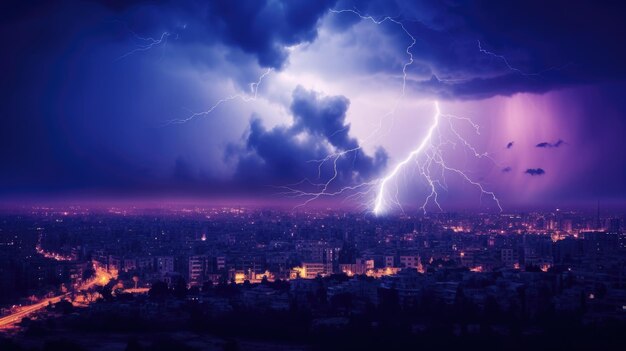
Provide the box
[477,40,571,77]
[373,102,441,215]
[161,68,272,126]
[118,31,172,61]
[477,40,535,76]
[272,8,417,209]
[278,9,502,215]
[150,8,502,215]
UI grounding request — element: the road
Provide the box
[0,294,68,328]
[0,266,114,329]
[122,288,150,294]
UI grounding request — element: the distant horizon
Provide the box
[0,194,624,214]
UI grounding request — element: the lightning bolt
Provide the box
[329,9,415,96]
[370,101,501,215]
[477,40,571,77]
[117,31,172,61]
[274,8,416,208]
[145,7,502,215]
[280,9,502,215]
[161,68,272,126]
[373,102,441,215]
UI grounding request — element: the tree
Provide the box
[96,282,114,301]
[201,280,213,293]
[55,299,74,314]
[149,281,169,300]
[172,277,188,299]
[82,266,95,281]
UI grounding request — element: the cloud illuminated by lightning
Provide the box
[149,7,502,215]
[278,99,502,215]
[273,8,417,208]
[278,9,503,215]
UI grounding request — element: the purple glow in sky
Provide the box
[1,0,625,212]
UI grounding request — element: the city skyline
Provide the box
[0,204,624,350]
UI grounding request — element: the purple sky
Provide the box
[1,0,625,213]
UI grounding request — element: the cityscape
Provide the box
[2,0,626,350]
[0,204,624,349]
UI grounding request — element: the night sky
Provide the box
[1,0,626,211]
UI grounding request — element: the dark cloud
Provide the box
[337,0,626,99]
[506,141,514,149]
[453,0,626,78]
[206,0,337,69]
[229,86,387,188]
[536,139,565,148]
[1,0,626,205]
[93,0,164,12]
[291,86,356,150]
[502,166,512,173]
[408,71,576,100]
[525,168,546,176]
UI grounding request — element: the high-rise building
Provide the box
[188,255,209,286]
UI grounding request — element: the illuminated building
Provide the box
[188,255,209,286]
[399,255,421,269]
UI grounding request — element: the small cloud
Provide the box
[502,166,512,173]
[506,141,514,149]
[536,139,565,148]
[525,168,545,176]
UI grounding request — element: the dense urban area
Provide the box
[0,205,625,350]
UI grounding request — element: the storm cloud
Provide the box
[335,0,626,99]
[1,0,625,207]
[206,0,337,69]
[228,86,387,188]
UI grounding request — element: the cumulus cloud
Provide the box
[525,168,546,176]
[228,86,387,188]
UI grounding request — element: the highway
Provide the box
[0,266,113,329]
[0,294,68,328]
